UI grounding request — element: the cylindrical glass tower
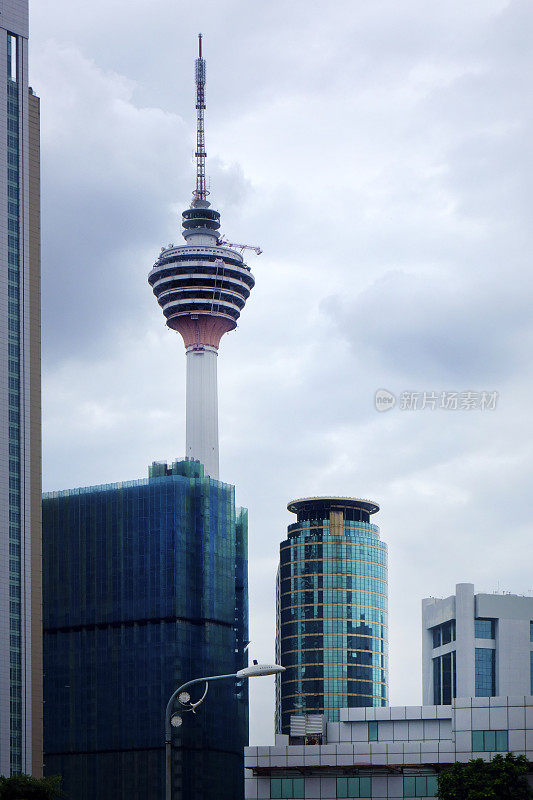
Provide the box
[276,497,388,733]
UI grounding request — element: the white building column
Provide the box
[455,583,476,698]
[185,345,219,479]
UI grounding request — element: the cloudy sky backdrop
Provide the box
[30,0,532,744]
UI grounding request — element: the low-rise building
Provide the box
[245,696,533,799]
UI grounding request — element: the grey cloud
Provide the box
[34,0,533,745]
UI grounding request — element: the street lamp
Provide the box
[164,662,285,800]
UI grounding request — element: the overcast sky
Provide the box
[30,0,533,745]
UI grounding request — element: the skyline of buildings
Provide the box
[42,32,256,800]
[0,5,530,799]
[0,1,42,776]
[247,583,533,798]
[31,0,532,746]
[276,497,388,733]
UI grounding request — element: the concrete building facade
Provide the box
[245,697,533,799]
[422,583,533,705]
[0,0,42,776]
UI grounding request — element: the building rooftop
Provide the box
[287,496,380,515]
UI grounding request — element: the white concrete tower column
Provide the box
[185,346,219,480]
[455,583,476,698]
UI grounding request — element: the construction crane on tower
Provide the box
[217,237,262,256]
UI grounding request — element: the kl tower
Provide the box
[149,35,258,479]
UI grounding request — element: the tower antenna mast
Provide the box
[193,33,208,206]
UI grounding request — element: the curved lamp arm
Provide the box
[164,664,283,800]
[164,673,237,742]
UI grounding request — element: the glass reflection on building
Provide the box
[275,497,388,733]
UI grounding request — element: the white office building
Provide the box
[245,583,533,799]
[245,697,533,799]
[422,583,533,706]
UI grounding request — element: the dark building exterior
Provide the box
[275,497,388,734]
[42,459,248,800]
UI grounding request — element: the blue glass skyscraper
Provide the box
[43,460,248,800]
[275,497,388,734]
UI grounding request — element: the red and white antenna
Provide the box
[192,33,208,205]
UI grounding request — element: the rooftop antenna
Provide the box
[192,33,208,207]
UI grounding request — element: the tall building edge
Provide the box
[28,89,43,779]
[0,0,42,777]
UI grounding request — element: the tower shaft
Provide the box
[185,346,219,479]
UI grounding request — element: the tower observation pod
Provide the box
[148,34,257,479]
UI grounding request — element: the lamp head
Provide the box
[236,663,285,678]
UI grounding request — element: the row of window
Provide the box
[431,619,455,648]
[282,599,387,617]
[270,776,438,798]
[472,729,508,752]
[281,590,387,606]
[281,541,386,556]
[270,777,372,798]
[403,775,437,797]
[281,620,387,637]
[280,571,387,587]
[432,617,533,645]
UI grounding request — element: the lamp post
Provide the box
[164,663,285,800]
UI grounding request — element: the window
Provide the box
[471,730,508,752]
[531,651,533,695]
[441,652,452,704]
[270,778,305,799]
[368,721,378,741]
[530,621,533,642]
[441,620,455,645]
[7,34,17,82]
[403,775,438,797]
[433,658,441,705]
[475,648,495,696]
[433,651,456,705]
[475,618,495,639]
[337,776,372,798]
[431,620,455,649]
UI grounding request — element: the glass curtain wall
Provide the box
[277,498,387,733]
